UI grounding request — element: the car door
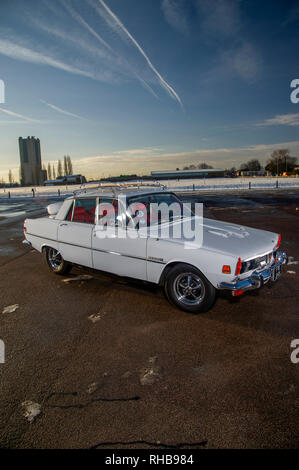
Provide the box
[92,196,147,280]
[58,197,96,268]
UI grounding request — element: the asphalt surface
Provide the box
[0,189,298,449]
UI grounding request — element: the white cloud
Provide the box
[0,39,95,79]
[195,1,261,83]
[66,141,299,178]
[232,43,260,82]
[196,0,241,37]
[2,141,299,181]
[257,113,299,127]
[161,0,189,34]
[201,42,261,84]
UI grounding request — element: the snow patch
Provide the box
[21,400,41,423]
[88,311,106,323]
[62,275,93,283]
[2,304,19,314]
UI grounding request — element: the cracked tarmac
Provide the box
[0,189,298,448]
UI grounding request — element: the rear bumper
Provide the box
[218,251,288,293]
[22,239,32,247]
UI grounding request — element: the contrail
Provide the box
[60,0,161,99]
[61,0,113,52]
[0,107,40,122]
[0,39,95,79]
[40,100,86,119]
[94,0,183,107]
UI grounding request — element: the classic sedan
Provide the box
[23,188,288,313]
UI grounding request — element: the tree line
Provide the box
[179,149,298,175]
[5,155,74,186]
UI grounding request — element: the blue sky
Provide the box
[0,0,298,180]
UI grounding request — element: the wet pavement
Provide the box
[0,189,298,448]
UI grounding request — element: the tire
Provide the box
[164,264,216,314]
[44,247,72,275]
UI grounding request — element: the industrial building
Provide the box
[151,169,225,180]
[19,136,46,186]
[44,174,87,186]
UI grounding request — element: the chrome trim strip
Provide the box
[25,232,166,264]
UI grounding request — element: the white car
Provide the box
[23,186,288,314]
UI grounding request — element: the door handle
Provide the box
[59,223,68,227]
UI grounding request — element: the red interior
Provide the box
[73,206,95,224]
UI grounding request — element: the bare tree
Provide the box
[52,165,56,180]
[8,169,13,184]
[47,163,52,180]
[266,149,297,175]
[197,163,214,169]
[57,160,63,177]
[63,156,68,176]
[66,155,73,175]
[19,166,25,186]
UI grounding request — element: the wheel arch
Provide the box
[41,244,52,253]
[158,261,202,286]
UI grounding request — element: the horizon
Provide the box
[0,0,298,181]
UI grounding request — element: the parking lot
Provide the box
[0,189,298,449]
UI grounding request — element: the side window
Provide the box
[72,198,96,224]
[98,198,118,226]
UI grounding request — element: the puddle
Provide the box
[0,245,17,255]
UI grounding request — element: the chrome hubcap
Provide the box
[174,272,205,306]
[48,248,63,270]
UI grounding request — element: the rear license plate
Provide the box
[271,265,282,282]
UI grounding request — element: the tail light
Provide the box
[235,257,242,275]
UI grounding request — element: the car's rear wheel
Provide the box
[44,247,72,275]
[164,264,216,313]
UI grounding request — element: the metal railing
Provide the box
[73,181,167,196]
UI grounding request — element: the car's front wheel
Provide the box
[164,264,216,313]
[44,247,72,275]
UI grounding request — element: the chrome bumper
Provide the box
[219,251,288,293]
[22,239,32,246]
